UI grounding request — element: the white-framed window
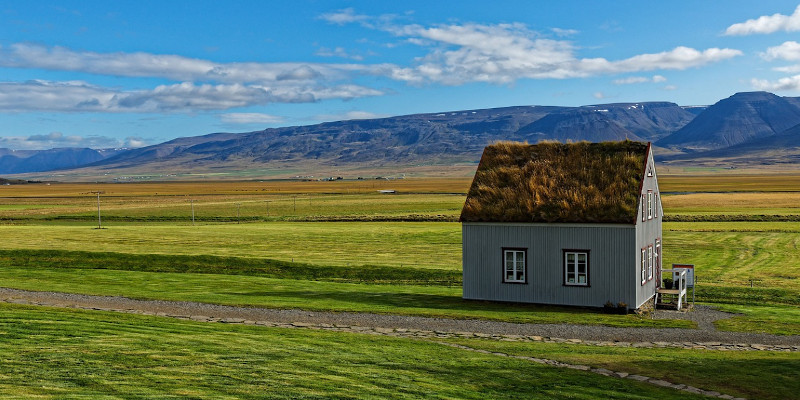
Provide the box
[503,248,526,283]
[654,193,659,218]
[564,250,589,286]
[641,194,646,222]
[641,248,647,285]
[647,191,653,220]
[647,245,654,281]
[654,239,661,277]
[647,165,653,177]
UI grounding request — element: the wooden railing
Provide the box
[656,269,688,309]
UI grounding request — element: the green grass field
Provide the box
[443,337,800,400]
[1,304,703,399]
[0,176,799,397]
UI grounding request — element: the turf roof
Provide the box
[460,140,649,224]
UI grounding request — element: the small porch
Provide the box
[654,267,693,310]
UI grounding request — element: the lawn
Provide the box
[0,222,462,269]
[0,263,688,328]
[0,303,703,399]
[0,219,799,333]
[0,177,798,335]
[442,337,800,400]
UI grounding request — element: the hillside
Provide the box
[657,92,800,151]
[9,91,800,179]
[82,102,692,174]
[664,121,800,166]
[0,148,123,175]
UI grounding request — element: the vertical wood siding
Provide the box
[634,148,662,308]
[462,223,636,308]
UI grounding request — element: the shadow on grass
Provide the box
[231,289,623,320]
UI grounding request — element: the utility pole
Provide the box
[190,199,195,226]
[91,191,105,229]
[236,203,241,224]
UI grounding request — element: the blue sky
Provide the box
[3,1,800,150]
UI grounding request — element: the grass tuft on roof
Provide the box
[460,140,649,224]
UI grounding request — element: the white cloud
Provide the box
[725,5,800,35]
[0,80,383,113]
[612,75,668,85]
[0,132,130,150]
[318,8,371,26]
[314,110,391,121]
[0,43,387,84]
[551,27,579,37]
[593,92,606,99]
[391,22,740,85]
[761,41,800,61]
[124,137,148,148]
[220,113,285,124]
[319,11,740,85]
[774,64,800,73]
[613,77,649,85]
[663,85,677,91]
[315,46,364,61]
[751,75,800,91]
[580,47,742,75]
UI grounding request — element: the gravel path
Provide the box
[2,287,798,348]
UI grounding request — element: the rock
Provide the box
[592,368,614,376]
[567,365,591,371]
[648,379,674,387]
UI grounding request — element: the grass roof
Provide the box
[460,140,649,224]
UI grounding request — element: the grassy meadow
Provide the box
[1,176,799,330]
[0,174,799,397]
[0,303,711,399]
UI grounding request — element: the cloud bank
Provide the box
[0,131,146,150]
[0,12,744,115]
[725,5,800,35]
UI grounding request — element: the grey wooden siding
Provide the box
[634,148,662,308]
[462,222,637,308]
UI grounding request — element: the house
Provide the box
[459,140,662,310]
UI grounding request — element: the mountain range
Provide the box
[6,91,800,178]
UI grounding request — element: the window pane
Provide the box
[578,264,585,274]
[578,275,586,283]
[567,273,575,283]
[567,253,575,263]
[578,253,586,262]
[516,252,524,264]
[506,272,514,280]
[516,271,524,280]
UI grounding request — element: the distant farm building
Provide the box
[460,141,662,310]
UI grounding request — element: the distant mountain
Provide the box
[86,102,693,173]
[657,92,800,151]
[518,102,694,142]
[0,148,124,174]
[667,121,800,165]
[13,91,800,178]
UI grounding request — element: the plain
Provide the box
[0,173,798,398]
